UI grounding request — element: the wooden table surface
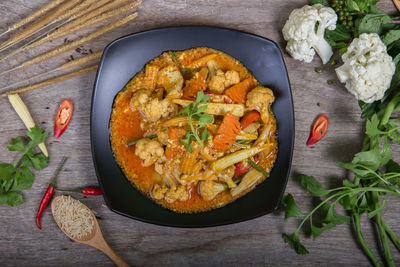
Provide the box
[0,0,399,266]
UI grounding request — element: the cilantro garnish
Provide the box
[179,91,213,152]
[0,126,49,206]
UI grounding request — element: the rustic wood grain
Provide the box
[0,0,399,266]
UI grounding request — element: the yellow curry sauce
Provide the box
[110,47,278,213]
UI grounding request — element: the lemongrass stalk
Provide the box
[0,65,97,97]
[0,0,131,63]
[0,0,82,52]
[0,51,102,91]
[0,0,65,39]
[0,12,138,77]
[8,94,48,156]
[27,0,141,50]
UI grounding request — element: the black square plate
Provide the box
[91,26,294,227]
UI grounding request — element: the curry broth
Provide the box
[110,47,278,213]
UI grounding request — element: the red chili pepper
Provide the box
[56,186,103,195]
[36,157,68,230]
[235,160,251,175]
[54,99,73,138]
[240,110,260,129]
[82,187,103,195]
[306,115,329,146]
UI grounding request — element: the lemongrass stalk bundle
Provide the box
[0,0,120,63]
[0,12,138,76]
[0,65,98,97]
[0,0,65,39]
[0,0,82,52]
[27,0,141,50]
[0,50,102,91]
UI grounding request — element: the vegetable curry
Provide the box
[110,47,278,213]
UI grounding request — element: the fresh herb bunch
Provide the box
[282,1,400,265]
[0,126,49,206]
[283,100,400,266]
[180,91,213,152]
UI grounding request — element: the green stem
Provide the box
[372,192,395,267]
[49,157,68,187]
[13,153,24,167]
[382,220,400,252]
[189,116,203,146]
[381,93,400,126]
[353,213,381,267]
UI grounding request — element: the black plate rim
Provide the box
[90,26,295,228]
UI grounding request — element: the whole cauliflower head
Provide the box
[135,139,165,167]
[335,33,395,103]
[282,4,337,64]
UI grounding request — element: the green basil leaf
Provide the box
[26,126,48,148]
[323,204,350,225]
[282,233,309,255]
[201,128,210,144]
[12,167,34,191]
[382,30,400,46]
[5,191,23,206]
[386,159,400,173]
[282,194,305,222]
[311,223,336,239]
[366,114,385,137]
[28,153,49,171]
[0,163,17,181]
[309,0,329,6]
[325,24,352,42]
[0,194,7,205]
[358,14,391,35]
[8,137,25,152]
[300,175,330,197]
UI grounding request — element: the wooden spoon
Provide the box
[394,0,400,12]
[51,196,129,267]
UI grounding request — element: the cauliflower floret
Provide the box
[135,139,165,167]
[218,166,236,188]
[198,181,226,201]
[164,185,189,203]
[282,4,337,64]
[130,90,176,122]
[246,86,275,112]
[152,184,168,200]
[224,70,240,87]
[208,69,226,93]
[208,69,241,93]
[157,65,184,99]
[335,33,395,103]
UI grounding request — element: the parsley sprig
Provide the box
[179,91,213,152]
[0,126,49,206]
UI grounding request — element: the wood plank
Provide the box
[0,0,398,266]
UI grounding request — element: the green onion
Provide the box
[169,51,178,61]
[181,68,200,72]
[127,134,157,146]
[248,158,269,177]
[236,139,252,144]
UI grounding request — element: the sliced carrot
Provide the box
[224,77,254,104]
[182,69,208,100]
[212,112,241,151]
[182,77,206,100]
[240,110,260,129]
[165,127,186,158]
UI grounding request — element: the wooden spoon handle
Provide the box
[394,0,400,12]
[95,240,129,267]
